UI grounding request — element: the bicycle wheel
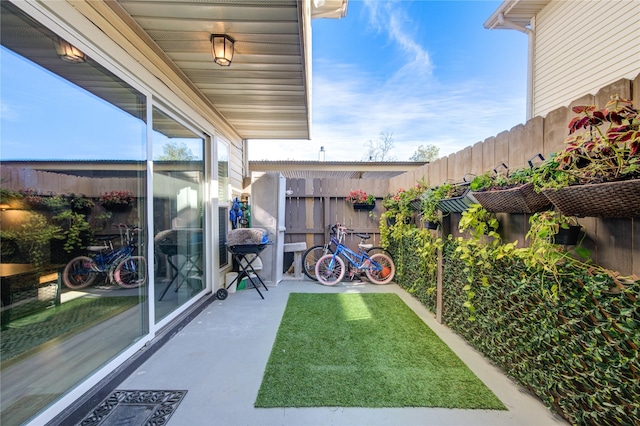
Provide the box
[302,245,334,281]
[366,246,393,261]
[365,253,395,285]
[63,256,98,289]
[114,256,147,288]
[315,254,345,286]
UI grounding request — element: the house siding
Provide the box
[533,0,640,116]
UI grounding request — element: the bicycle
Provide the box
[314,225,395,286]
[302,224,393,281]
[62,224,146,289]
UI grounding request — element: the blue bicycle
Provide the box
[62,224,146,289]
[314,225,395,285]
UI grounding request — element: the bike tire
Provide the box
[114,256,147,288]
[367,246,393,260]
[315,254,345,286]
[302,245,334,281]
[365,253,395,284]
[63,256,98,289]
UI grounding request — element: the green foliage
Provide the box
[157,141,197,161]
[383,212,640,425]
[0,212,63,268]
[382,179,429,223]
[52,210,93,253]
[409,144,440,162]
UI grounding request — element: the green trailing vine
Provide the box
[381,208,640,425]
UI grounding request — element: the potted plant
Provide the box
[470,156,552,214]
[99,190,135,212]
[382,182,428,225]
[526,210,583,246]
[534,96,640,217]
[420,187,443,229]
[346,189,376,210]
[435,180,477,213]
[65,193,95,215]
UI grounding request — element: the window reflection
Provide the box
[1,3,147,425]
[152,107,205,322]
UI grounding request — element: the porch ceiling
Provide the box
[114,0,347,140]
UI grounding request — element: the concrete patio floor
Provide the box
[116,280,568,426]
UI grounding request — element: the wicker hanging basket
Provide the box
[471,183,551,214]
[541,179,640,218]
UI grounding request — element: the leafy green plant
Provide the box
[65,193,95,212]
[382,179,429,223]
[536,96,640,189]
[0,212,63,268]
[52,210,93,253]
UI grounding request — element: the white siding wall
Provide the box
[533,0,640,116]
[229,140,245,198]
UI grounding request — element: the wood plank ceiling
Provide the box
[116,0,320,140]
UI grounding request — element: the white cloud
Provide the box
[249,1,526,162]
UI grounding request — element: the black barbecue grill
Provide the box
[216,229,271,300]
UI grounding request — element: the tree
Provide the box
[409,144,440,162]
[157,141,197,161]
[363,131,396,161]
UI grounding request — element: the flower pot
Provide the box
[553,225,581,245]
[386,216,396,226]
[424,220,439,230]
[352,201,375,211]
[102,203,133,213]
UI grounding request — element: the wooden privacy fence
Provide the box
[387,75,640,277]
[283,178,389,251]
[1,167,141,197]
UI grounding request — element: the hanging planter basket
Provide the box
[437,185,477,213]
[424,220,439,230]
[553,225,581,245]
[472,183,551,214]
[541,180,640,218]
[102,203,133,213]
[352,201,375,211]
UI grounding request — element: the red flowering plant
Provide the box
[382,179,429,222]
[346,190,375,205]
[534,96,640,190]
[99,190,135,207]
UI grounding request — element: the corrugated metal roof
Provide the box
[250,160,427,179]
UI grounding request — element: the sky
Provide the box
[248,0,529,162]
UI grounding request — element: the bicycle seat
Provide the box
[96,235,118,241]
[355,233,371,240]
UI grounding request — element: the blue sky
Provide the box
[249,0,529,161]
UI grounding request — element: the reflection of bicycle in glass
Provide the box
[63,224,146,289]
[314,225,395,286]
[302,224,393,281]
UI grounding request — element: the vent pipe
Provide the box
[319,146,326,161]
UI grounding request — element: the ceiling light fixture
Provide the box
[211,34,235,67]
[54,37,87,63]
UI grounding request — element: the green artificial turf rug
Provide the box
[255,292,505,409]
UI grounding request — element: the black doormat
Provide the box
[79,390,187,426]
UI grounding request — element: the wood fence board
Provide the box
[470,142,484,177]
[494,130,509,171]
[482,136,495,173]
[523,116,545,168]
[595,218,633,274]
[508,124,525,171]
[595,78,631,107]
[634,218,640,276]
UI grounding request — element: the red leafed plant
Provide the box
[554,96,640,185]
[346,190,375,205]
[99,190,135,206]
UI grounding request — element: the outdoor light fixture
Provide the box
[54,37,87,63]
[211,34,235,66]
